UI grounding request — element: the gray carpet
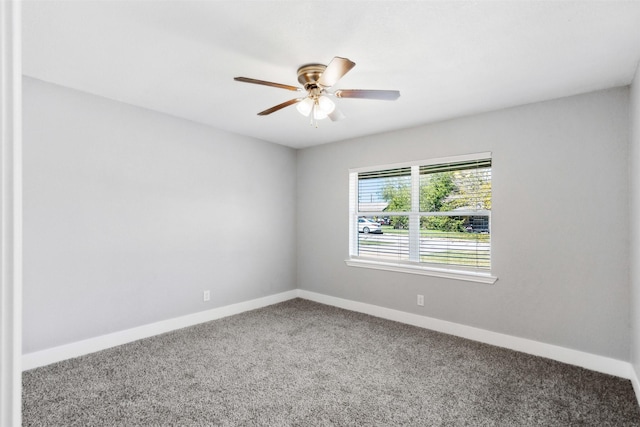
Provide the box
[23,298,640,426]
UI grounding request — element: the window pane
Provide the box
[420,164,491,213]
[358,168,411,212]
[358,216,410,261]
[420,215,490,269]
[454,167,491,212]
[419,171,458,213]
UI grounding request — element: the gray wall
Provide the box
[24,77,632,362]
[631,66,640,373]
[23,77,297,353]
[297,88,630,360]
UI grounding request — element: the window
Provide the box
[347,152,496,284]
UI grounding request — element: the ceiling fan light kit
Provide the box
[234,56,400,127]
[296,95,336,122]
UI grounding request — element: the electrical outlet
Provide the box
[203,290,210,302]
[417,294,424,306]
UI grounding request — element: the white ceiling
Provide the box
[22,1,640,149]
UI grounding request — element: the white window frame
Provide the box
[346,152,497,284]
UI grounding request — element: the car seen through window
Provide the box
[358,218,383,234]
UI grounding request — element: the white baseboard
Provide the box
[23,288,633,383]
[631,365,640,407]
[22,290,299,371]
[297,290,632,380]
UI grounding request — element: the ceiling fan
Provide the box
[234,57,400,126]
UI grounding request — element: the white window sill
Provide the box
[344,258,498,284]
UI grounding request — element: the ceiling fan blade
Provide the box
[317,57,356,88]
[234,77,301,92]
[335,89,400,100]
[257,98,303,116]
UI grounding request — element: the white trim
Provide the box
[348,172,357,256]
[22,290,298,370]
[631,365,640,407]
[0,1,22,425]
[409,165,420,262]
[297,290,632,379]
[345,258,498,284]
[349,151,493,174]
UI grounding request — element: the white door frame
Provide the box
[1,0,23,425]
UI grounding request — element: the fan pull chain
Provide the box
[310,102,319,128]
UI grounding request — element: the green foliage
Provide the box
[455,170,492,211]
[392,217,409,229]
[381,179,410,229]
[381,180,410,211]
[420,172,458,212]
[421,216,466,232]
[480,180,491,210]
[419,172,465,232]
[380,169,491,233]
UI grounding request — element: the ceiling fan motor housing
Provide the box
[297,64,327,91]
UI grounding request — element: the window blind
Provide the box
[350,154,492,272]
[358,167,411,213]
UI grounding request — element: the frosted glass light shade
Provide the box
[313,108,328,120]
[296,98,314,117]
[317,96,335,114]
